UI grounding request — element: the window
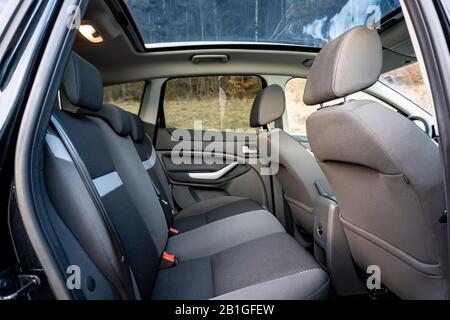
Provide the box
[380,62,433,114]
[285,78,392,136]
[124,0,400,49]
[163,76,263,132]
[103,81,145,115]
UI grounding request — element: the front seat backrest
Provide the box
[250,85,332,235]
[305,26,449,299]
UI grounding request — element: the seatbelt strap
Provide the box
[50,115,135,300]
[149,174,174,226]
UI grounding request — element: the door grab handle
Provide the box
[242,146,257,155]
[188,161,239,180]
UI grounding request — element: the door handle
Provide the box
[188,161,239,180]
[242,145,257,155]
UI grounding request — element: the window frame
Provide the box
[158,74,267,131]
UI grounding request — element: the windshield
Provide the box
[124,0,401,49]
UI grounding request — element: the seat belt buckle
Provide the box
[159,251,177,270]
[169,227,181,236]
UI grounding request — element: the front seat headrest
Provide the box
[303,26,383,106]
[62,53,103,112]
[250,84,286,128]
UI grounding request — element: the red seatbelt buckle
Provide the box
[169,227,181,236]
[160,251,177,269]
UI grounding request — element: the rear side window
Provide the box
[103,81,145,115]
[163,76,263,132]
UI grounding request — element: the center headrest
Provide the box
[62,53,103,112]
[303,26,383,106]
[250,85,286,128]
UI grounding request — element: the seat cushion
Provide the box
[152,233,329,300]
[167,210,285,261]
[173,196,263,232]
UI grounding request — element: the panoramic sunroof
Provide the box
[123,0,401,49]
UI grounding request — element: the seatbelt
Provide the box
[149,177,175,226]
[50,115,135,300]
[142,135,176,226]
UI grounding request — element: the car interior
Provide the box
[3,0,449,300]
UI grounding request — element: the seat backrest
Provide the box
[46,53,169,299]
[250,85,332,235]
[304,26,449,299]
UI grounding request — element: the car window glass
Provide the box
[163,76,263,132]
[103,81,146,115]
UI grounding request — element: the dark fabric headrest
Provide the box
[62,53,103,112]
[128,113,146,143]
[250,85,286,128]
[81,104,131,137]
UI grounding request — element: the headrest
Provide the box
[128,112,145,143]
[303,26,383,106]
[81,104,131,137]
[250,85,286,127]
[62,53,103,111]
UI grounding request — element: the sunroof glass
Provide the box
[123,0,401,49]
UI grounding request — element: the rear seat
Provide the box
[44,53,329,300]
[128,113,264,232]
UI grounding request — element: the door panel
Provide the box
[156,144,270,210]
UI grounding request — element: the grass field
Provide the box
[164,98,256,132]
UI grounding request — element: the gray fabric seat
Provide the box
[154,232,329,300]
[43,52,329,300]
[249,85,332,235]
[304,26,449,299]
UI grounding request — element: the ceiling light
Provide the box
[79,24,104,43]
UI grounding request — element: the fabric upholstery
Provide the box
[303,26,382,106]
[260,129,332,234]
[167,210,285,260]
[81,104,132,137]
[249,85,332,235]
[250,84,286,127]
[62,53,103,111]
[44,51,330,300]
[173,196,263,232]
[129,112,146,142]
[153,233,329,300]
[305,27,449,299]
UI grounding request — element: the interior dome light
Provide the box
[79,24,104,43]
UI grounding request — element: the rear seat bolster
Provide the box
[167,210,285,261]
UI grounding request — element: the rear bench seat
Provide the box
[43,53,329,300]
